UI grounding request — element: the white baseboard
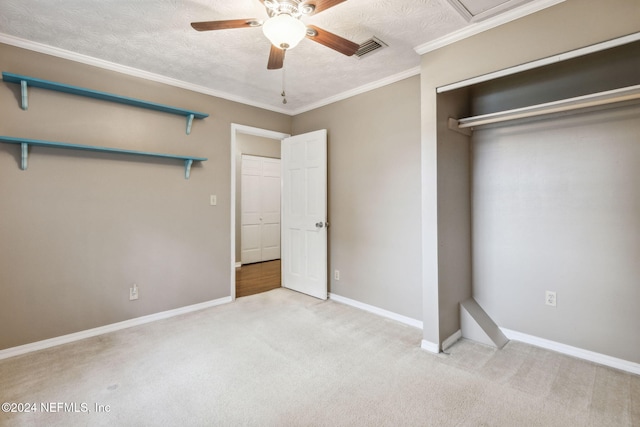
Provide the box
[501,328,640,376]
[0,296,232,360]
[328,293,423,330]
[421,339,440,354]
[235,262,242,268]
[442,329,462,351]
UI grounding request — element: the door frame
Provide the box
[230,124,290,300]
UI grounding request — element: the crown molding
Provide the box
[1,33,421,117]
[414,0,565,55]
[290,66,421,115]
[0,33,291,115]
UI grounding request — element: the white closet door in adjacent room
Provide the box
[241,155,281,264]
[260,158,282,262]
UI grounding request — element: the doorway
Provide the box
[237,154,281,298]
[230,124,290,299]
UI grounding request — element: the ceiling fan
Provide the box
[191,0,360,70]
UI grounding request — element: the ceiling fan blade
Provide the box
[305,25,359,56]
[303,0,347,15]
[191,19,260,31]
[267,45,285,70]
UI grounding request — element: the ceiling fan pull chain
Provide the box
[281,65,287,104]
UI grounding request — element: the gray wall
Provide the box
[0,43,291,350]
[470,42,640,363]
[234,133,281,263]
[420,0,640,355]
[292,76,422,321]
[473,104,640,363]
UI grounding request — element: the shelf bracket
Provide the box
[186,114,195,135]
[21,143,28,170]
[184,159,193,179]
[20,80,28,110]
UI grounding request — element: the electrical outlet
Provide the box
[129,284,139,301]
[334,270,340,281]
[545,290,556,307]
[210,195,217,206]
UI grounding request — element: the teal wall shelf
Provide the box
[2,72,209,135]
[0,136,207,179]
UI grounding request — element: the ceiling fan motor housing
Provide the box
[264,0,315,18]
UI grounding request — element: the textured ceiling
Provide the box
[0,0,540,114]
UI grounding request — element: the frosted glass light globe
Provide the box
[262,14,307,50]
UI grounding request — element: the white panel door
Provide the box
[282,130,328,300]
[241,155,281,264]
[241,156,262,264]
[260,158,282,261]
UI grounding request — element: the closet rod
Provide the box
[457,84,640,129]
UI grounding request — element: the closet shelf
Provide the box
[451,84,640,131]
[2,72,209,135]
[0,136,207,179]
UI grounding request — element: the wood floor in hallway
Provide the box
[235,259,281,298]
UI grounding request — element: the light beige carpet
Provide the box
[1,288,638,426]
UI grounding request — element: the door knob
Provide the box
[315,221,329,228]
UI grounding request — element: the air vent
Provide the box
[354,37,388,59]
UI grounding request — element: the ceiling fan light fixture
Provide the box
[262,14,307,50]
